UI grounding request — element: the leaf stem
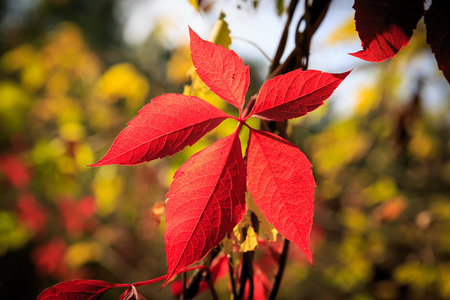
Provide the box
[131,265,208,288]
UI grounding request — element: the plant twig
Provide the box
[231,36,272,62]
[268,238,290,300]
[205,270,219,300]
[180,250,218,299]
[228,254,238,299]
[270,0,300,74]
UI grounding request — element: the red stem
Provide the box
[132,265,209,287]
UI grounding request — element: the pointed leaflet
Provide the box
[91,94,230,166]
[425,0,450,84]
[350,0,424,62]
[164,130,246,284]
[189,28,249,115]
[249,69,350,122]
[246,129,315,263]
[37,279,116,300]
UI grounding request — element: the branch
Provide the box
[269,0,300,74]
[268,238,290,300]
[180,250,219,299]
[227,254,238,299]
[261,1,333,299]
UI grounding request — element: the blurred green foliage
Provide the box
[0,1,449,299]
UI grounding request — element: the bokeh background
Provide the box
[0,0,449,299]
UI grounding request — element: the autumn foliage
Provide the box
[92,28,350,285]
[1,0,449,299]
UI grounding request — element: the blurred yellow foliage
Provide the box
[408,129,437,158]
[309,120,370,178]
[340,208,368,233]
[166,45,192,84]
[0,212,29,256]
[92,166,123,216]
[326,15,357,45]
[394,261,437,290]
[355,85,381,116]
[65,240,103,268]
[95,63,150,109]
[0,81,31,131]
[363,176,398,205]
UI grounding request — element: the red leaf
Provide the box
[246,129,315,263]
[350,0,424,62]
[189,28,250,115]
[164,130,246,284]
[425,0,450,83]
[37,279,116,300]
[91,94,230,166]
[250,69,350,121]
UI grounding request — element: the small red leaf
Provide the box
[91,94,230,166]
[250,69,350,121]
[246,129,315,263]
[164,130,246,284]
[425,0,450,83]
[37,279,116,300]
[189,28,250,115]
[350,0,424,62]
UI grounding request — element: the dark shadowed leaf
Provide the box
[351,0,424,62]
[425,0,450,83]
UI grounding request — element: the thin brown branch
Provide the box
[228,255,238,299]
[205,270,219,300]
[268,238,290,300]
[269,0,300,74]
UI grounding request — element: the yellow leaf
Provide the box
[188,0,199,12]
[209,12,232,49]
[246,193,277,242]
[221,234,234,256]
[233,214,258,252]
[240,226,258,252]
